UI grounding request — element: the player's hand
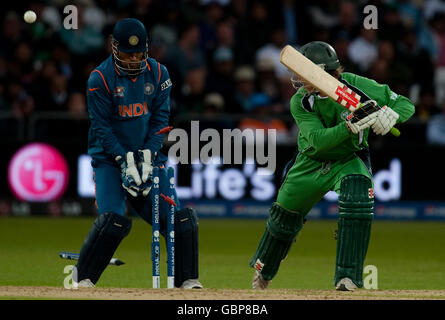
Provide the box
[116,152,142,197]
[139,180,152,197]
[345,110,379,134]
[371,105,399,135]
[138,149,154,183]
[350,100,381,121]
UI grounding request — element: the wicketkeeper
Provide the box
[250,41,415,291]
[74,18,202,289]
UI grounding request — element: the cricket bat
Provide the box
[280,45,400,137]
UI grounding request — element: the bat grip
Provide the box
[390,127,400,137]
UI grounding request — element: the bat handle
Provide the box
[390,127,400,137]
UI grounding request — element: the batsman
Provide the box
[250,41,415,291]
[74,18,202,289]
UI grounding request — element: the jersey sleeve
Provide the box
[342,72,415,123]
[87,71,126,159]
[291,93,351,153]
[143,64,171,154]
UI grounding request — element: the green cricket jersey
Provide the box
[290,72,415,161]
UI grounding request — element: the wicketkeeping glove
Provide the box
[115,152,142,197]
[371,105,399,135]
[345,100,381,134]
[138,149,154,197]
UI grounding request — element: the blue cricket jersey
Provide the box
[86,55,172,161]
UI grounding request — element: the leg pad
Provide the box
[174,207,199,288]
[76,212,132,284]
[335,175,374,288]
[250,203,304,281]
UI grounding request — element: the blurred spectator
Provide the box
[282,0,298,46]
[398,0,423,32]
[426,99,445,146]
[178,66,207,114]
[367,59,389,84]
[200,92,236,131]
[7,81,34,119]
[1,12,23,59]
[416,86,439,121]
[67,92,87,119]
[256,57,281,106]
[149,24,177,63]
[306,0,338,30]
[130,0,166,30]
[247,2,273,51]
[376,40,411,95]
[199,2,225,53]
[256,26,289,80]
[238,93,289,143]
[424,12,445,105]
[48,74,69,111]
[424,0,445,20]
[332,35,359,73]
[165,23,205,91]
[397,28,435,90]
[379,3,406,43]
[9,42,34,83]
[234,65,264,113]
[330,0,359,41]
[214,19,236,55]
[348,27,378,72]
[51,44,73,79]
[58,4,104,56]
[206,46,236,111]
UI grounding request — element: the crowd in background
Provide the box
[1,0,445,146]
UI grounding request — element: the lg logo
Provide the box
[8,143,69,201]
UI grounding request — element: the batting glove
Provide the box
[371,105,399,135]
[115,152,142,197]
[345,107,380,135]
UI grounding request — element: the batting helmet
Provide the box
[299,41,340,71]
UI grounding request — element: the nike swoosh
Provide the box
[89,88,99,91]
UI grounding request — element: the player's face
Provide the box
[300,79,316,93]
[118,51,144,70]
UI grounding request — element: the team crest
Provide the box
[340,110,350,120]
[114,86,125,98]
[144,83,154,95]
[129,35,139,46]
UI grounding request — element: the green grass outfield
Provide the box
[0,217,444,290]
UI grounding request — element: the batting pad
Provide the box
[334,175,374,288]
[250,203,304,281]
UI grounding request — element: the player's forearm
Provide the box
[92,123,126,159]
[305,122,351,152]
[391,95,415,124]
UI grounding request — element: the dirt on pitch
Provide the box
[1,286,445,300]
